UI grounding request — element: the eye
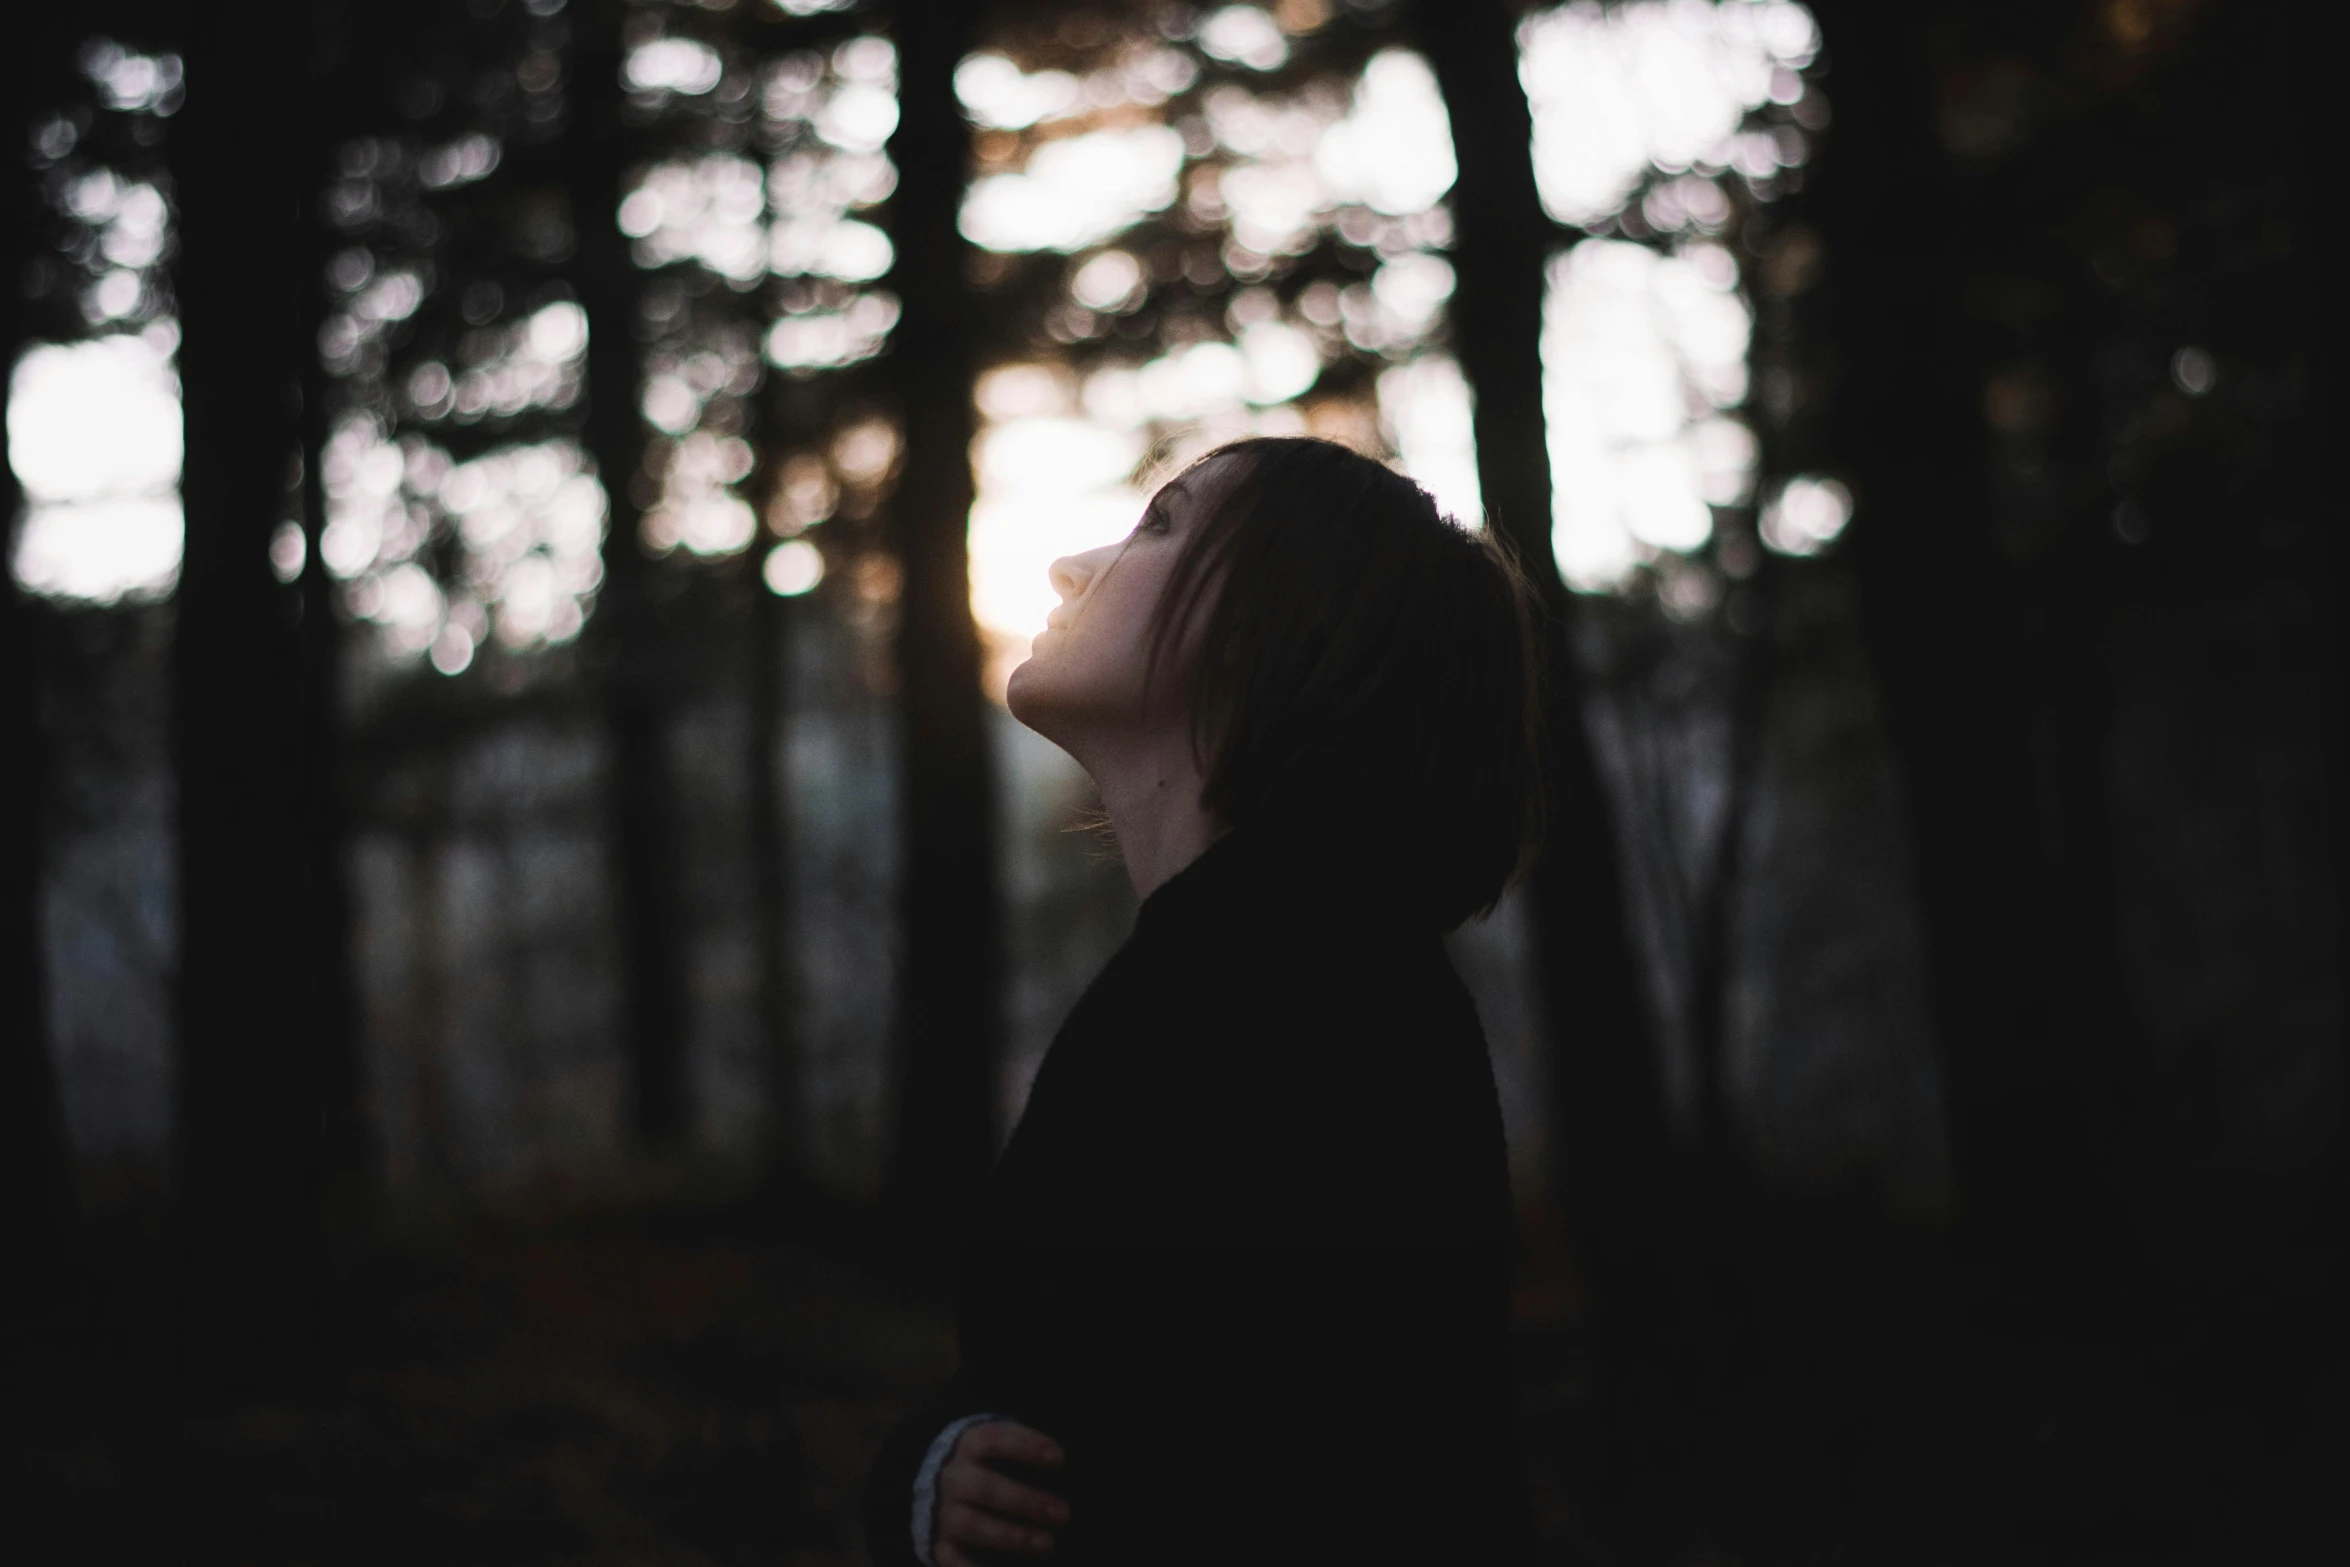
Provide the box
[1135,506,1172,537]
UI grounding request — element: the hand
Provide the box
[933,1419,1070,1566]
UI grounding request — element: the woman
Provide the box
[865,437,1540,1565]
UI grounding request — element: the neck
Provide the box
[1075,724,1224,902]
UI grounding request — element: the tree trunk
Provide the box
[171,0,329,1395]
[745,498,799,1184]
[301,0,372,1237]
[881,0,1003,1270]
[1415,0,1669,1306]
[574,0,690,1148]
[1799,1,2107,1288]
[0,15,81,1339]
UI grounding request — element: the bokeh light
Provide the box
[325,420,606,663]
[1198,6,1292,73]
[1520,0,1818,228]
[1377,355,1483,527]
[1522,0,1818,593]
[2170,345,2214,396]
[1758,474,1851,556]
[1543,238,1755,588]
[8,330,185,603]
[960,126,1189,254]
[968,366,1152,660]
[757,37,902,377]
[959,39,1473,686]
[763,538,825,595]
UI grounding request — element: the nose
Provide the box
[1045,548,1101,629]
[1049,551,1096,605]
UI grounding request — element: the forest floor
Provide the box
[4,1194,2334,1565]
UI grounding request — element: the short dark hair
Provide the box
[1145,437,1543,931]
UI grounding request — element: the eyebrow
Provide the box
[1147,471,1204,527]
[1138,485,1182,532]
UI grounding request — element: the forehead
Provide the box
[1151,450,1245,516]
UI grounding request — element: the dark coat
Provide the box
[864,827,1533,1565]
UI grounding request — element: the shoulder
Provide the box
[990,878,1509,1244]
[1160,927,1509,1240]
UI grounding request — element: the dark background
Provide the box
[2,1,2336,1562]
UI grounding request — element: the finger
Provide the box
[936,1543,977,1567]
[941,1500,1058,1557]
[961,1420,1066,1469]
[941,1464,1070,1528]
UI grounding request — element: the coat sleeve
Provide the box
[919,936,1534,1564]
[1013,1246,1532,1565]
[968,1043,1532,1559]
[859,1374,982,1567]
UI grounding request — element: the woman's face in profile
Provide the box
[1006,454,1233,750]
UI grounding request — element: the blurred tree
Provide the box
[0,12,83,1337]
[1415,0,1671,1318]
[575,0,692,1148]
[1796,0,2101,1304]
[744,485,798,1179]
[1800,0,2336,1353]
[882,0,1005,1267]
[300,0,373,1234]
[170,0,333,1390]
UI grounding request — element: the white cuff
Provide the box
[911,1412,1004,1567]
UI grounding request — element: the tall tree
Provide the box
[171,0,331,1391]
[298,0,372,1222]
[574,0,692,1148]
[0,12,81,1338]
[881,0,1004,1267]
[1414,0,1670,1313]
[745,424,799,1189]
[1798,0,2117,1294]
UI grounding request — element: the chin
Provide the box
[1006,653,1089,751]
[1004,653,1049,728]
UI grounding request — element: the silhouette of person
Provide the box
[865,438,1541,1565]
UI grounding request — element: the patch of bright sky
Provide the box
[1543,239,1754,588]
[962,45,1481,680]
[1522,0,1817,589]
[956,45,1198,132]
[1377,356,1483,527]
[641,327,762,439]
[762,291,902,374]
[62,171,170,327]
[8,8,1817,623]
[967,366,1153,657]
[10,44,188,603]
[80,39,182,115]
[1198,6,1292,73]
[624,156,769,282]
[1519,0,1817,227]
[403,299,588,424]
[961,126,1190,254]
[8,330,185,603]
[325,419,606,671]
[622,34,900,373]
[620,30,902,577]
[768,38,903,371]
[644,431,758,556]
[626,36,725,97]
